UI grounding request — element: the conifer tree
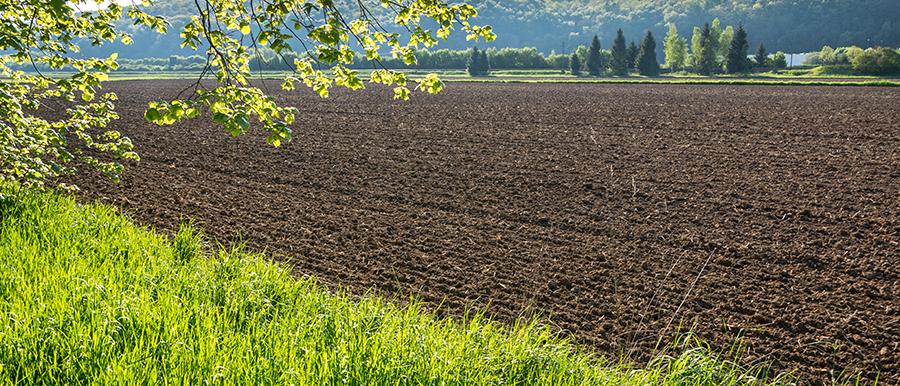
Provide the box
[570,52,581,76]
[627,39,639,68]
[467,45,489,76]
[586,35,603,76]
[610,29,628,76]
[636,30,660,76]
[726,22,751,74]
[696,22,717,75]
[467,45,480,76]
[754,41,769,67]
[479,49,490,74]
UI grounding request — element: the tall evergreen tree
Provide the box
[570,52,581,76]
[696,22,717,75]
[627,39,639,68]
[636,30,660,76]
[610,29,628,76]
[754,41,768,67]
[726,22,751,74]
[467,45,489,76]
[664,24,687,72]
[586,34,602,76]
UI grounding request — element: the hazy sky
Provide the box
[70,0,131,12]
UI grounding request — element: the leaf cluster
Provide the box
[0,1,161,189]
[2,0,495,189]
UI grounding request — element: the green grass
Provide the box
[12,66,899,85]
[0,184,797,385]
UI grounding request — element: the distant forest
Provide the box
[77,0,898,61]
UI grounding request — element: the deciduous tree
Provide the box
[820,46,836,65]
[664,24,687,72]
[774,51,788,68]
[0,0,494,189]
[690,26,702,68]
[709,18,724,60]
[852,47,900,74]
[719,24,734,59]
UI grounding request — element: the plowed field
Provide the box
[56,80,898,384]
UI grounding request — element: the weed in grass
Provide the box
[172,218,206,265]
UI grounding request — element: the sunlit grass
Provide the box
[0,185,797,385]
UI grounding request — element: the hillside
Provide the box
[79,0,898,61]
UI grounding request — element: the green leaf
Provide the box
[235,116,250,131]
[49,0,66,15]
[212,112,228,123]
[144,108,161,122]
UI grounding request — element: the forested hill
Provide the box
[81,0,898,59]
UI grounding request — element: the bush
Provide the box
[852,47,900,75]
[812,65,856,76]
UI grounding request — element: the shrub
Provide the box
[852,47,900,75]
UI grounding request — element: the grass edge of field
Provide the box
[7,68,898,87]
[0,184,825,385]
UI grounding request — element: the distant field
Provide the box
[54,80,899,385]
[12,68,899,84]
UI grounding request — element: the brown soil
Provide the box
[54,80,899,385]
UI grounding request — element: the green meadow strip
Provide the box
[0,185,793,385]
[445,78,900,87]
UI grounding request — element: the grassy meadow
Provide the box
[0,183,801,384]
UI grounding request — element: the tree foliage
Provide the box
[610,29,628,76]
[695,22,718,75]
[636,30,660,76]
[852,47,900,75]
[626,40,639,69]
[754,42,769,67]
[467,45,490,76]
[664,24,687,72]
[774,51,787,68]
[570,52,581,76]
[708,19,723,62]
[586,35,603,76]
[690,26,702,68]
[726,23,751,74]
[57,0,900,62]
[718,24,734,59]
[0,0,494,189]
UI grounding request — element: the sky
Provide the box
[70,0,132,12]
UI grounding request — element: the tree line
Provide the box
[78,0,899,62]
[468,19,786,77]
[802,45,900,75]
